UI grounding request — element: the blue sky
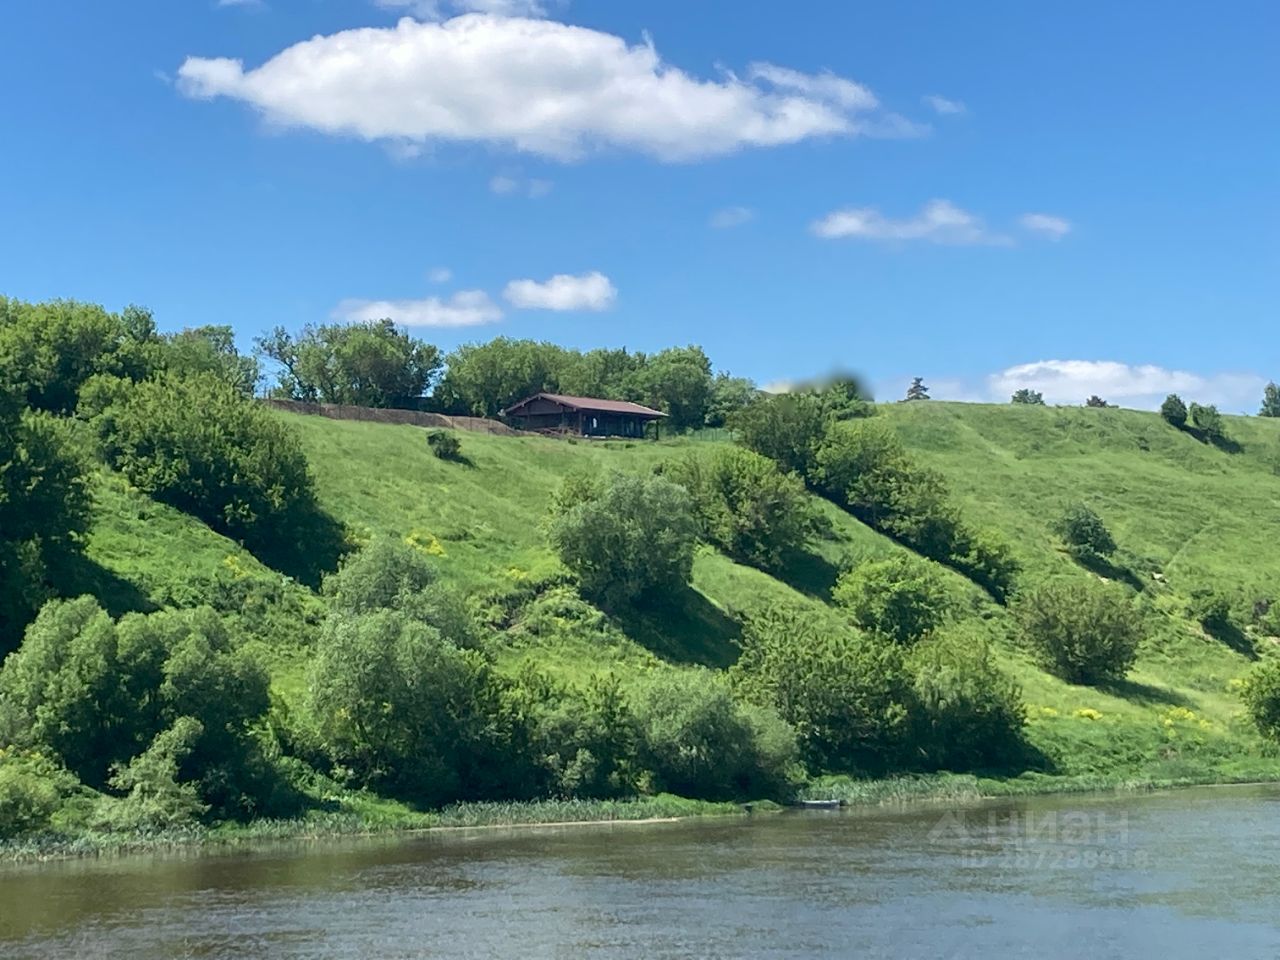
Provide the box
[2,0,1276,408]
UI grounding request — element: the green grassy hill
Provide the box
[74,403,1280,796]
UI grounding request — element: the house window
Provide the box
[591,417,598,430]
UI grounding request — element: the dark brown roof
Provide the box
[503,392,666,418]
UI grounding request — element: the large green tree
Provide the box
[1260,382,1280,418]
[257,320,441,407]
[435,337,569,417]
[0,388,91,653]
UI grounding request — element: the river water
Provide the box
[2,784,1279,959]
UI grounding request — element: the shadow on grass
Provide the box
[1097,677,1197,708]
[1073,551,1146,593]
[251,504,352,590]
[1203,619,1257,660]
[1183,425,1243,454]
[771,548,842,601]
[608,586,741,668]
[45,549,156,618]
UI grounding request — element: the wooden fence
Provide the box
[262,399,517,436]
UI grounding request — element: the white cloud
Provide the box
[503,271,616,311]
[374,0,549,17]
[491,172,552,197]
[986,360,1264,410]
[178,15,897,162]
[426,266,452,282]
[489,174,518,194]
[922,94,965,115]
[710,206,755,229]
[812,199,1009,246]
[1019,213,1072,240]
[334,290,503,327]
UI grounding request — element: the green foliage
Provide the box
[323,538,477,646]
[87,371,325,561]
[627,345,714,432]
[730,391,830,476]
[1241,659,1280,741]
[907,627,1027,771]
[833,556,947,645]
[1013,578,1141,684]
[307,608,504,803]
[1011,389,1046,405]
[98,717,209,831]
[1188,587,1233,633]
[1189,402,1226,441]
[1161,393,1188,428]
[731,604,913,774]
[0,296,151,414]
[905,377,930,401]
[1052,504,1117,559]
[436,337,569,417]
[257,320,442,407]
[160,325,259,396]
[0,396,92,651]
[1085,395,1109,408]
[1261,382,1280,418]
[0,748,81,838]
[0,599,271,815]
[705,373,758,427]
[548,472,698,608]
[630,669,797,799]
[426,429,463,461]
[661,447,814,570]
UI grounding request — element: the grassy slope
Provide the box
[75,405,1280,797]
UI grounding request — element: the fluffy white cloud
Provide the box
[922,94,965,115]
[709,206,755,229]
[1019,213,1072,240]
[333,290,503,326]
[178,15,899,161]
[986,360,1264,410]
[812,199,1009,246]
[503,271,616,311]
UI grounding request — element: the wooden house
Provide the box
[502,393,665,438]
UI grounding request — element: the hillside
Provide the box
[72,402,1280,794]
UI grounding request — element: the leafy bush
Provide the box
[631,669,797,800]
[86,371,326,564]
[907,627,1027,771]
[0,598,271,815]
[1013,578,1142,684]
[426,429,463,461]
[95,717,209,831]
[949,528,1020,603]
[1011,389,1045,405]
[1241,659,1280,742]
[661,447,814,570]
[548,472,698,608]
[730,391,831,477]
[1053,504,1117,559]
[1189,402,1226,442]
[0,396,92,652]
[1189,588,1233,633]
[307,608,505,803]
[731,604,913,773]
[1085,395,1109,408]
[1161,393,1188,428]
[1261,382,1280,418]
[833,556,948,645]
[0,748,81,838]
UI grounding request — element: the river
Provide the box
[2,784,1279,959]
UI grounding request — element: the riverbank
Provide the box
[9,765,1280,866]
